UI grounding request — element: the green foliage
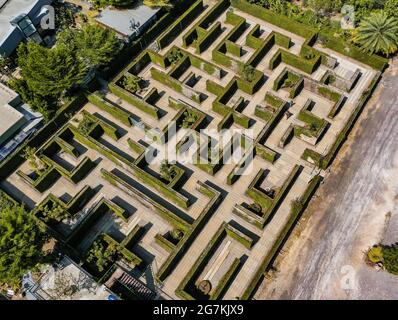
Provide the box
[181,109,200,128]
[8,78,57,121]
[160,160,177,183]
[144,0,172,8]
[17,42,87,98]
[90,0,136,9]
[54,2,76,30]
[77,114,96,136]
[368,243,398,275]
[86,240,118,272]
[167,48,185,65]
[121,74,143,93]
[57,24,121,68]
[40,202,69,223]
[239,64,256,82]
[367,245,383,263]
[353,11,398,56]
[381,244,398,275]
[22,146,44,173]
[0,203,46,288]
[384,0,398,17]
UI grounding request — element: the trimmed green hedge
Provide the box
[255,144,277,163]
[155,233,176,252]
[231,0,387,71]
[157,181,222,282]
[17,166,60,193]
[108,83,160,119]
[150,67,202,104]
[157,0,204,49]
[225,224,254,249]
[210,257,241,300]
[101,169,190,231]
[88,92,133,127]
[175,222,227,300]
[270,49,321,74]
[226,40,243,57]
[241,174,322,299]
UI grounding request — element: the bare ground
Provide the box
[255,60,398,300]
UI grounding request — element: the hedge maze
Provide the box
[0,0,386,300]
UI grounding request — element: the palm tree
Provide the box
[353,12,398,56]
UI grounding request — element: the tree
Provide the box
[0,56,13,78]
[240,64,256,82]
[87,241,117,272]
[181,109,199,128]
[90,0,137,9]
[384,0,398,17]
[121,74,142,93]
[167,48,184,65]
[353,12,398,56]
[41,203,69,223]
[8,78,57,121]
[17,42,87,97]
[77,114,96,136]
[144,0,172,8]
[0,203,46,288]
[306,0,343,13]
[160,160,176,183]
[57,24,121,68]
[22,146,46,173]
[381,244,398,275]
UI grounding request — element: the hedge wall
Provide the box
[270,49,321,74]
[226,40,243,57]
[157,182,222,282]
[241,174,322,299]
[108,83,160,119]
[255,144,277,163]
[150,67,202,104]
[231,0,387,71]
[175,222,227,300]
[0,93,87,180]
[157,0,204,49]
[209,257,241,300]
[88,92,133,127]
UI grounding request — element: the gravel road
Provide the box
[255,61,398,300]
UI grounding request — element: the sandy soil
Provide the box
[255,60,398,300]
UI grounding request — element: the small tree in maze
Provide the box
[121,74,143,93]
[167,48,184,65]
[41,203,69,223]
[181,109,199,128]
[240,64,256,82]
[160,160,177,183]
[77,114,96,136]
[22,147,45,174]
[87,240,118,273]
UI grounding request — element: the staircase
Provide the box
[117,272,156,300]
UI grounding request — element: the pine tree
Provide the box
[0,203,46,288]
[17,42,87,97]
[57,24,121,68]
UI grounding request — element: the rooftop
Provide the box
[0,83,24,138]
[29,256,118,300]
[0,103,25,137]
[95,3,159,38]
[0,0,38,45]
